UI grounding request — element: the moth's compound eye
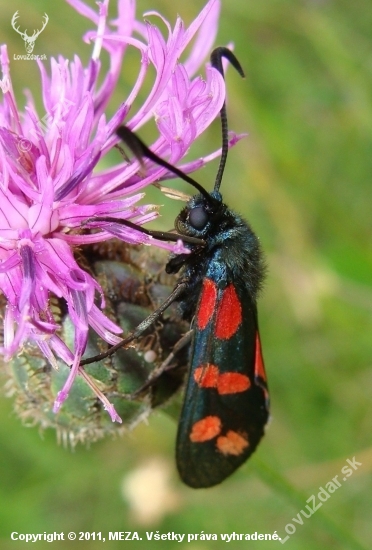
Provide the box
[189,206,208,230]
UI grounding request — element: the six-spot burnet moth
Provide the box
[81,47,269,488]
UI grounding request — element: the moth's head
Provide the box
[175,191,225,238]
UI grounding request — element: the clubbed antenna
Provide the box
[210,47,245,192]
[116,126,214,205]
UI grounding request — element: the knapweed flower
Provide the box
[0,0,234,428]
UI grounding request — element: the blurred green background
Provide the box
[0,0,371,549]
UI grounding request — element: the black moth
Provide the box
[81,47,269,488]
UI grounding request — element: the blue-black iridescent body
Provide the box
[167,191,263,319]
[166,190,269,488]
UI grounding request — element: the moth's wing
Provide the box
[176,278,269,488]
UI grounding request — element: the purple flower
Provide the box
[0,0,229,421]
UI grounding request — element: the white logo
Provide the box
[11,11,49,54]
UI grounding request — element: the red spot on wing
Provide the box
[197,278,217,330]
[189,416,222,442]
[194,364,219,388]
[194,366,250,395]
[255,332,267,382]
[216,431,249,456]
[215,284,242,339]
[217,372,251,395]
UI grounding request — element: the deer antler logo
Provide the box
[11,11,49,54]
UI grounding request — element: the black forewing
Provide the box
[176,279,269,488]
